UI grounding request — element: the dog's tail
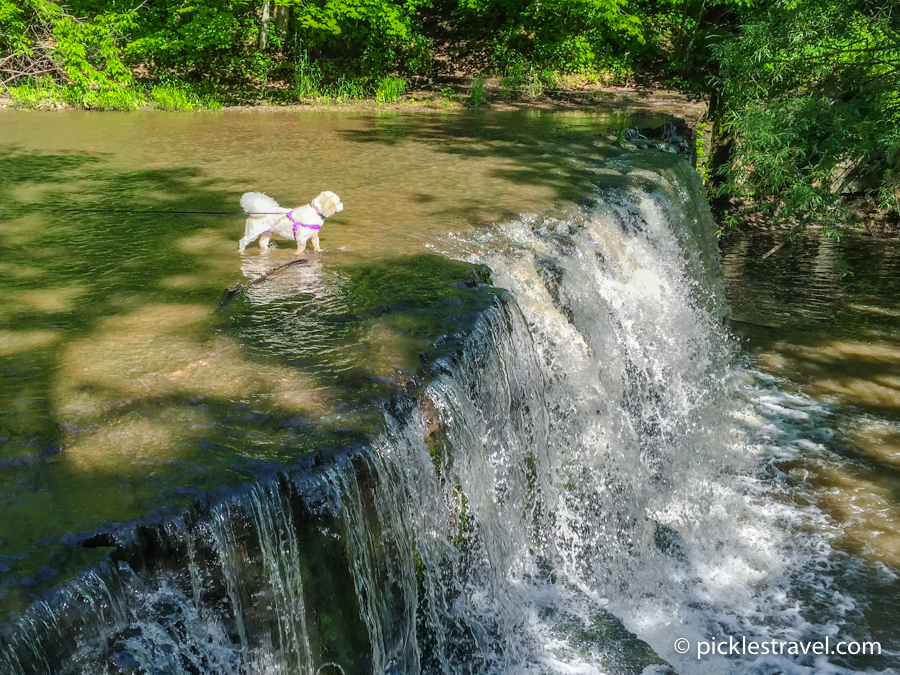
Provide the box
[240,192,286,215]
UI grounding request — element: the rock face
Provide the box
[623,117,694,158]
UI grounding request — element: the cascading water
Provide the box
[1,153,892,675]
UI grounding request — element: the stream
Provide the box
[0,109,897,674]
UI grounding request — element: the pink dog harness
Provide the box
[285,209,321,240]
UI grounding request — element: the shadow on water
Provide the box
[0,143,498,615]
[723,229,900,653]
[337,112,637,205]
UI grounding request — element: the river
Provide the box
[0,109,897,674]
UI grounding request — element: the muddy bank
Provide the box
[1,85,707,127]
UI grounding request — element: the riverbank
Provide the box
[0,80,707,127]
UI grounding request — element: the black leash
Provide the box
[0,209,290,216]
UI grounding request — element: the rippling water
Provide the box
[0,108,659,615]
[2,109,899,675]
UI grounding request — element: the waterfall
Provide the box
[1,154,879,674]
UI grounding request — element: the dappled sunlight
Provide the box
[64,407,196,471]
[0,286,88,320]
[847,419,900,469]
[797,459,900,568]
[54,303,330,427]
[157,229,245,290]
[0,261,43,280]
[0,214,45,247]
[356,320,428,380]
[757,339,900,414]
[0,328,61,356]
[176,227,238,256]
[725,229,900,578]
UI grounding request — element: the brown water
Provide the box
[722,229,900,652]
[0,108,662,613]
[2,109,899,672]
[724,230,900,566]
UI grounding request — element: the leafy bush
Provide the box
[151,86,200,111]
[711,0,900,232]
[467,73,489,107]
[499,56,544,99]
[375,76,406,103]
[0,0,137,90]
[459,0,642,72]
[64,86,145,111]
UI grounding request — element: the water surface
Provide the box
[0,108,656,612]
[2,109,899,675]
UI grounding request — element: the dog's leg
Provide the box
[311,235,322,252]
[239,217,261,253]
[294,232,307,255]
[259,234,272,252]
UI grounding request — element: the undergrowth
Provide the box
[150,86,217,111]
[467,73,488,106]
[6,78,221,111]
[375,76,406,103]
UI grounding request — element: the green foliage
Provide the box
[327,76,368,101]
[150,85,205,110]
[466,73,488,107]
[64,85,145,110]
[53,10,137,88]
[460,0,643,71]
[1,0,136,90]
[499,55,544,99]
[375,76,405,103]
[8,78,144,110]
[294,50,325,98]
[694,121,710,184]
[7,78,64,108]
[0,0,28,55]
[125,1,261,84]
[711,0,900,232]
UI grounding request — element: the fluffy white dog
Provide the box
[238,191,343,254]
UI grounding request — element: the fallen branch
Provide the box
[215,257,310,312]
[762,217,811,259]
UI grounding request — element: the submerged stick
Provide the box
[762,217,810,259]
[215,258,310,312]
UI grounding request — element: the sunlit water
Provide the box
[0,109,646,613]
[1,110,898,674]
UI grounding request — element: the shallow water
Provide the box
[723,230,900,660]
[0,108,658,613]
[1,109,899,675]
[724,230,900,565]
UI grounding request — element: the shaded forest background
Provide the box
[1,0,898,231]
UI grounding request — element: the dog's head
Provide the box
[312,191,344,218]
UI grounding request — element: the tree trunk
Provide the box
[706,89,732,193]
[258,0,272,51]
[274,4,290,42]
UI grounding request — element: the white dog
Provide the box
[238,191,343,254]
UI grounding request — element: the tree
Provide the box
[710,0,900,233]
